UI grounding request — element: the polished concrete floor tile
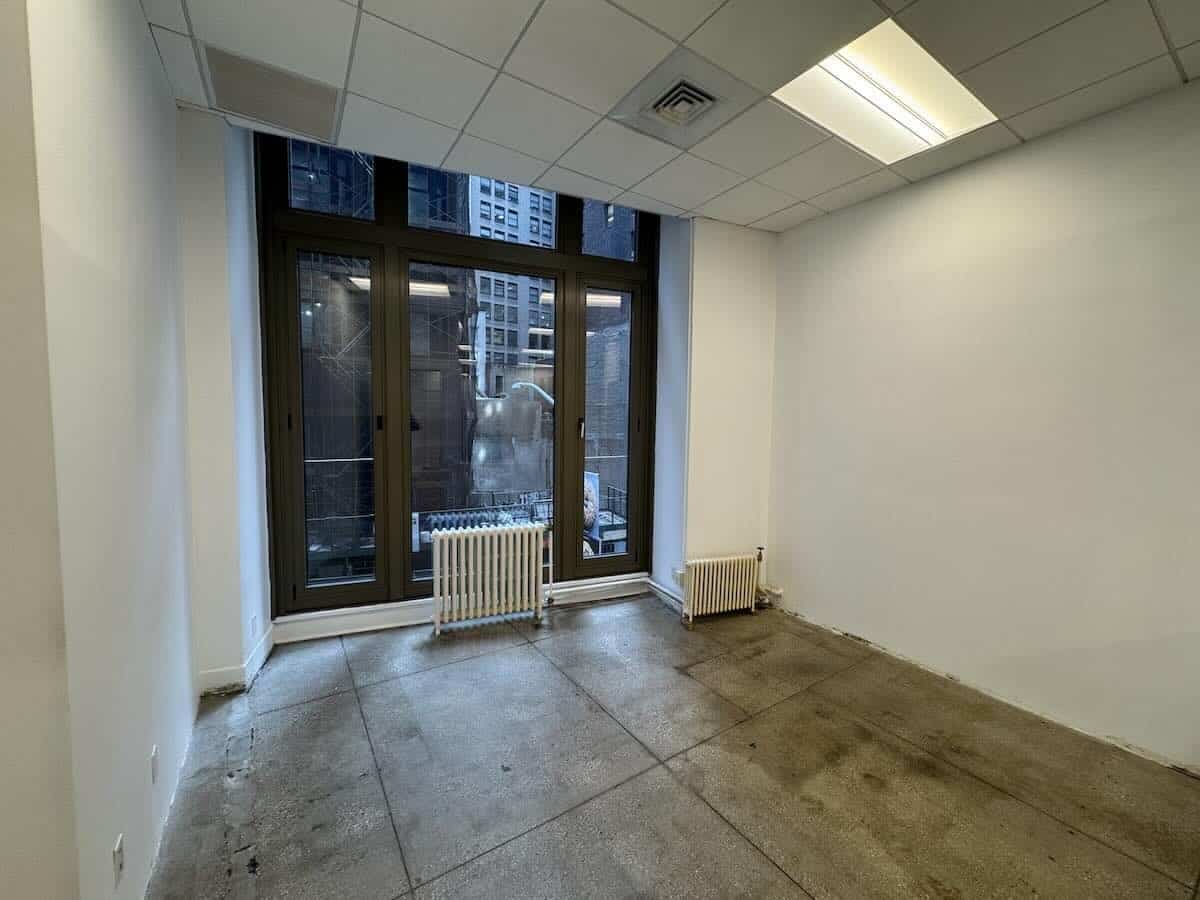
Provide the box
[695,607,875,662]
[534,595,726,672]
[510,595,649,641]
[533,602,744,758]
[343,619,526,687]
[253,691,377,800]
[358,644,655,887]
[249,636,353,713]
[556,651,747,759]
[253,777,408,900]
[686,630,864,714]
[669,693,1188,899]
[812,653,1200,886]
[415,766,806,900]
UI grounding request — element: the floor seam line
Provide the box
[410,760,661,892]
[662,654,869,765]
[661,763,817,899]
[349,635,531,692]
[528,639,667,765]
[811,689,1194,890]
[342,635,416,895]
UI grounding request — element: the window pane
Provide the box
[297,251,376,585]
[289,140,375,220]
[408,261,556,580]
[582,200,637,262]
[408,164,557,248]
[583,289,631,558]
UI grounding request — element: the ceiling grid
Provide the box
[146,0,1188,231]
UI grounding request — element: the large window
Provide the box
[408,263,555,580]
[260,138,656,614]
[297,252,377,583]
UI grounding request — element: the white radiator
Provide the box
[432,524,548,635]
[684,553,760,623]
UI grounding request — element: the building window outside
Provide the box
[288,141,375,220]
[481,226,491,238]
[582,199,637,262]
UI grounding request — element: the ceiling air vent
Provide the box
[649,80,717,128]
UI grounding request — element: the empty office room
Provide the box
[6,0,1200,897]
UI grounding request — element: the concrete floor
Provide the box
[148,595,1200,899]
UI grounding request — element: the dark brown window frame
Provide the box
[256,134,659,617]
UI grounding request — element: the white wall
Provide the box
[651,218,692,596]
[686,219,777,560]
[225,124,273,677]
[178,109,272,691]
[0,1,78,895]
[26,1,197,896]
[770,83,1200,767]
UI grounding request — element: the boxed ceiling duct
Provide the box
[206,46,339,141]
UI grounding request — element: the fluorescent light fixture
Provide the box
[348,276,371,291]
[528,327,554,336]
[585,292,623,308]
[521,348,555,357]
[539,291,555,305]
[410,281,451,297]
[773,19,996,164]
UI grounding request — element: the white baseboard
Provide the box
[244,624,274,684]
[271,573,654,645]
[197,624,276,694]
[197,664,244,694]
[547,572,650,607]
[646,578,684,614]
[273,597,434,644]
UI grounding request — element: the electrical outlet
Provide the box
[112,834,124,886]
[150,744,159,785]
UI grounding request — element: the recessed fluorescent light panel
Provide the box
[773,19,996,164]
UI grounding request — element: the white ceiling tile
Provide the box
[141,0,188,33]
[630,153,744,210]
[685,0,885,94]
[152,26,207,106]
[897,0,1098,75]
[1156,0,1200,48]
[466,76,599,161]
[751,201,824,232]
[190,0,356,86]
[363,0,539,67]
[690,99,827,177]
[557,120,681,188]
[757,138,879,200]
[505,0,674,113]
[350,13,495,128]
[892,122,1020,181]
[615,191,686,218]
[609,0,725,41]
[444,135,550,185]
[535,166,623,201]
[1181,42,1200,80]
[1005,55,1182,140]
[338,94,459,166]
[809,169,906,212]
[694,180,795,225]
[959,0,1169,119]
